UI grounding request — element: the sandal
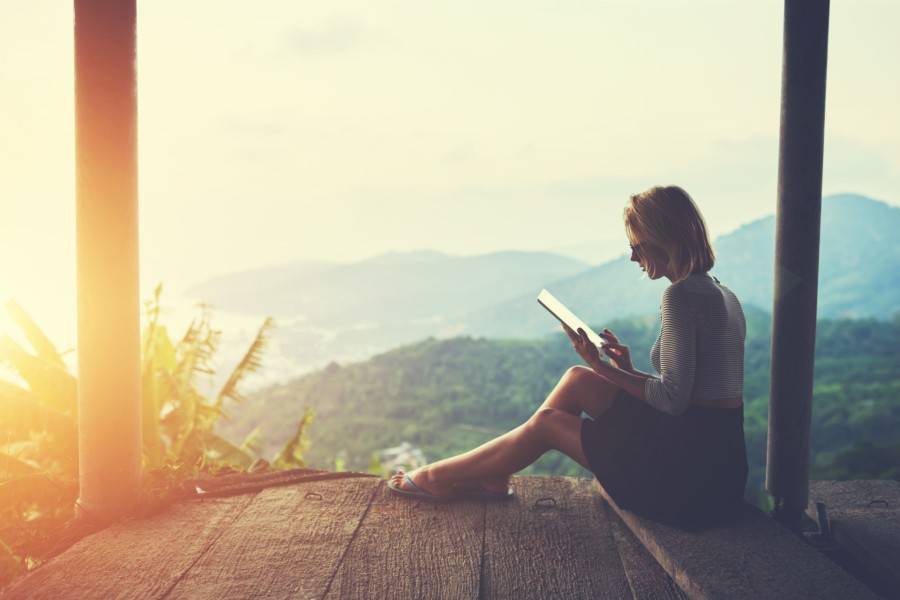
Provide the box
[387,472,455,502]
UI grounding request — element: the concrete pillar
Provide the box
[74,0,142,519]
[766,0,830,530]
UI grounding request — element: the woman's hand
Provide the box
[598,328,634,372]
[562,323,602,368]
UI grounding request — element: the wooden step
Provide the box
[593,480,881,599]
[807,479,900,596]
[605,500,688,600]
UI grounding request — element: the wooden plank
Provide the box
[605,501,687,600]
[1,494,256,600]
[807,479,900,513]
[595,480,880,600]
[166,477,380,600]
[481,476,631,600]
[324,479,484,599]
[807,480,900,593]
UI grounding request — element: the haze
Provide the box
[2,0,899,345]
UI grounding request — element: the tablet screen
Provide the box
[537,289,606,348]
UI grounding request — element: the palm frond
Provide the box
[239,427,263,457]
[141,283,163,368]
[169,427,205,475]
[0,474,77,510]
[141,367,165,469]
[171,388,203,457]
[141,283,168,370]
[201,432,254,469]
[0,336,76,415]
[0,382,76,445]
[214,317,274,410]
[173,318,201,385]
[0,452,41,479]
[1,434,76,481]
[0,379,29,403]
[174,312,219,387]
[273,406,314,469]
[4,301,65,369]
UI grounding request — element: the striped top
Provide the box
[644,271,746,415]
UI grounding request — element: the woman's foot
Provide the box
[389,466,457,498]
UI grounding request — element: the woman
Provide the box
[388,185,749,530]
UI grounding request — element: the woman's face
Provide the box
[629,238,668,280]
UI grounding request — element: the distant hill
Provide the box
[719,193,900,318]
[186,250,591,376]
[459,194,900,338]
[187,249,589,325]
[184,259,337,316]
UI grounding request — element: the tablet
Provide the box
[537,288,606,348]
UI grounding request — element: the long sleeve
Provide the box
[643,285,696,415]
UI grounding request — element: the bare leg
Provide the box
[390,366,620,496]
[538,365,621,418]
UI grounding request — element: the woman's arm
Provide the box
[623,365,656,378]
[562,324,653,401]
[564,284,697,416]
[590,328,695,414]
[640,285,697,415]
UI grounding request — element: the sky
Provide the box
[2,0,899,346]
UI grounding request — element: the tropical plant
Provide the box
[0,286,313,583]
[140,284,275,473]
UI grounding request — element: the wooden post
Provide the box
[766,0,830,530]
[74,0,142,519]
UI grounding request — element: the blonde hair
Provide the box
[624,185,715,283]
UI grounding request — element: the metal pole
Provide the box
[75,0,142,519]
[766,0,830,531]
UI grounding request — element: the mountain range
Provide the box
[187,193,900,378]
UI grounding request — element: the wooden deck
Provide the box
[0,476,687,600]
[807,480,900,597]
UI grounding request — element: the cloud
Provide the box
[288,17,364,56]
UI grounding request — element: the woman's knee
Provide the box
[528,406,558,427]
[525,407,592,468]
[560,364,619,418]
[524,407,552,440]
[526,407,575,443]
[563,365,594,383]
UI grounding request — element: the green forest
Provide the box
[222,307,900,508]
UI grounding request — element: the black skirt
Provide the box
[580,389,749,531]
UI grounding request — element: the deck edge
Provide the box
[592,479,881,600]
